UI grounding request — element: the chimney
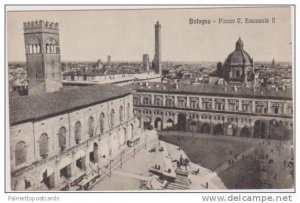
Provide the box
[175,83,179,89]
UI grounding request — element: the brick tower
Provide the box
[23,20,62,95]
[152,21,161,75]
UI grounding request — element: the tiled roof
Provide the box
[129,82,292,100]
[10,84,133,125]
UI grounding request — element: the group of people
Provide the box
[176,155,190,171]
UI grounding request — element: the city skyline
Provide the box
[7,7,292,63]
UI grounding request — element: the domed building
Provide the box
[222,37,254,84]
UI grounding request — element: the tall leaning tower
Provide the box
[152,21,161,75]
[23,20,62,95]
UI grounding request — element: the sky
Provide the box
[7,6,293,63]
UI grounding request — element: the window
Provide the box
[50,45,54,53]
[215,103,224,111]
[29,44,33,54]
[100,113,105,133]
[166,97,175,107]
[127,103,130,119]
[119,106,124,122]
[39,133,49,159]
[88,117,94,137]
[242,101,252,113]
[203,102,212,110]
[154,96,163,106]
[46,44,50,53]
[143,97,151,105]
[111,109,115,127]
[133,97,140,105]
[58,127,67,152]
[15,141,27,166]
[75,121,81,144]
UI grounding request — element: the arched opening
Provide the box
[40,166,55,190]
[127,103,131,119]
[189,120,197,132]
[32,45,37,54]
[75,150,86,173]
[240,126,250,137]
[39,133,49,159]
[50,44,54,53]
[214,124,224,135]
[58,127,67,152]
[269,120,286,140]
[15,177,35,191]
[59,158,72,181]
[143,116,151,129]
[201,123,211,134]
[227,124,236,136]
[15,141,27,166]
[154,117,162,130]
[137,117,142,128]
[36,44,41,53]
[130,124,134,138]
[123,128,127,144]
[119,106,124,123]
[90,143,99,163]
[177,113,187,131]
[254,120,266,138]
[166,118,174,129]
[110,109,115,127]
[74,121,82,144]
[88,116,94,137]
[28,45,32,54]
[46,44,50,53]
[100,113,105,133]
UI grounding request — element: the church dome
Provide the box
[224,37,253,66]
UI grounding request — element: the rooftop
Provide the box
[129,82,292,100]
[10,84,133,126]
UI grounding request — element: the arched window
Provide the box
[58,127,67,151]
[32,44,37,54]
[75,121,82,144]
[36,44,41,53]
[46,44,50,53]
[119,106,124,123]
[127,103,131,119]
[88,116,94,137]
[29,45,33,54]
[110,109,115,127]
[100,113,105,133]
[15,141,27,166]
[50,45,54,53]
[26,45,30,54]
[39,133,49,159]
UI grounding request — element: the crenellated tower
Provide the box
[23,20,62,95]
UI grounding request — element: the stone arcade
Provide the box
[132,82,293,140]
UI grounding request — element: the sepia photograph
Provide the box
[6,5,294,192]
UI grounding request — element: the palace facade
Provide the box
[10,84,137,191]
[132,82,293,140]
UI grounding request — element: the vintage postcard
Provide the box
[6,6,294,192]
